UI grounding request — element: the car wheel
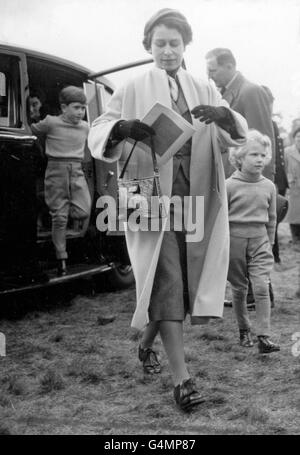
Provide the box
[108,263,135,290]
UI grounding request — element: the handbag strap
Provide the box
[150,136,159,175]
[119,136,158,179]
[119,140,138,179]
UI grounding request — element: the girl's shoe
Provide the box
[257,336,280,354]
[174,378,206,412]
[138,345,161,374]
[239,329,254,347]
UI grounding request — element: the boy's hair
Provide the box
[59,86,87,105]
[229,129,272,170]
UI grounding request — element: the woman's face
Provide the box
[149,24,185,76]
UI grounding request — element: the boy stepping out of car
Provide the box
[31,86,91,276]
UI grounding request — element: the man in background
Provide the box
[205,48,275,180]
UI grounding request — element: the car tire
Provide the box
[107,264,135,290]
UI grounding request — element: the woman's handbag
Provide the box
[276,193,288,224]
[117,136,167,221]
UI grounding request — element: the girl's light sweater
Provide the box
[226,170,276,244]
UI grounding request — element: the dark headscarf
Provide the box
[143,8,193,51]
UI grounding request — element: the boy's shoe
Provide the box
[174,378,206,412]
[239,329,254,347]
[138,345,161,374]
[257,336,280,354]
[57,259,67,277]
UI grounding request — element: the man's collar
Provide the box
[225,72,239,90]
[222,72,245,104]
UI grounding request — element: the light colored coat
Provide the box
[284,144,300,223]
[88,66,247,330]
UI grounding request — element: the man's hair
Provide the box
[229,129,272,170]
[292,127,300,138]
[205,48,236,67]
[59,86,87,105]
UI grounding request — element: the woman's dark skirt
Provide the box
[149,166,190,321]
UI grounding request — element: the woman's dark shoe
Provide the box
[257,336,280,354]
[239,329,254,347]
[138,345,161,374]
[57,259,67,277]
[174,378,206,412]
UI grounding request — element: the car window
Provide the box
[0,55,21,128]
[27,57,88,123]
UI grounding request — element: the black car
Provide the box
[0,43,151,296]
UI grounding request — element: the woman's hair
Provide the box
[59,86,87,105]
[143,8,193,51]
[229,129,272,170]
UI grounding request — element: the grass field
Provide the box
[0,223,299,435]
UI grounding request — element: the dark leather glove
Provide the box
[191,105,228,125]
[113,119,155,141]
[191,105,243,139]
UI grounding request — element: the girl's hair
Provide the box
[229,129,272,170]
[143,8,193,51]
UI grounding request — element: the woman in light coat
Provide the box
[88,8,247,412]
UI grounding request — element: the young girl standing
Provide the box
[226,129,280,353]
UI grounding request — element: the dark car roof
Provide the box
[0,42,92,73]
[0,42,114,89]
